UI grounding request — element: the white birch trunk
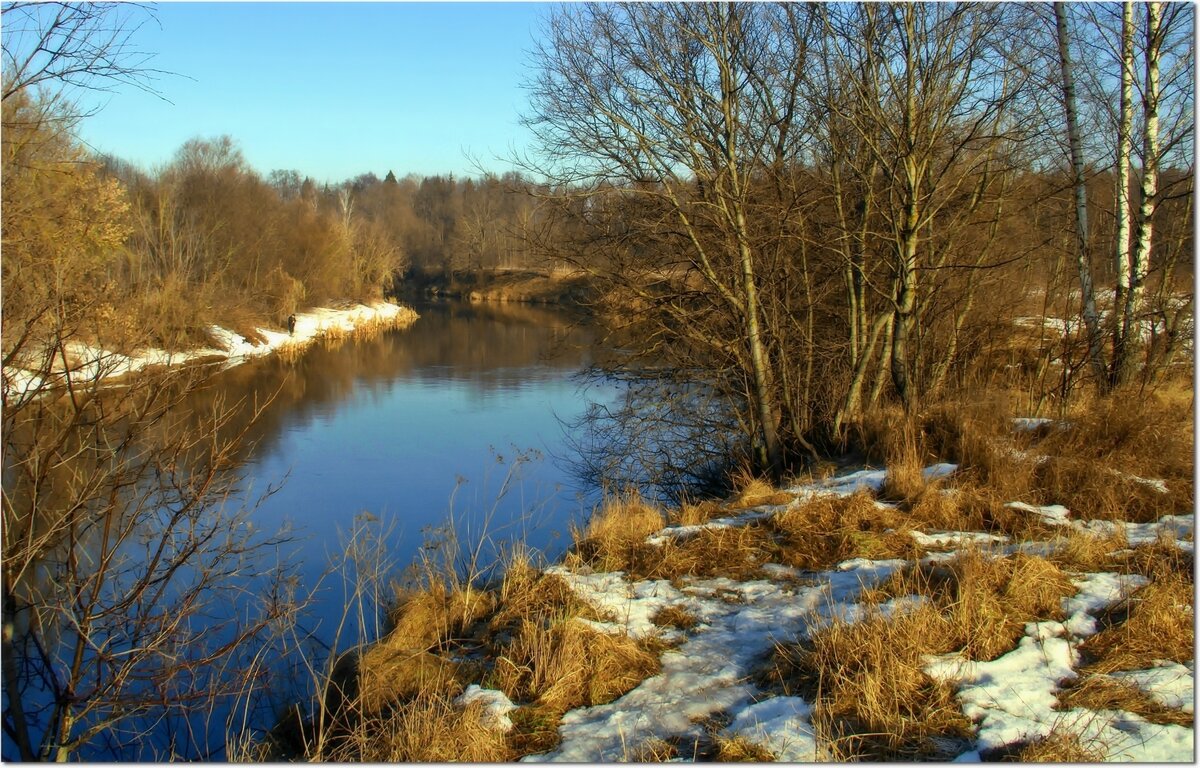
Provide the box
[1054,2,1108,385]
[1119,1,1161,385]
[1112,1,1135,374]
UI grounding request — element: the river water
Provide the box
[209,300,614,636]
[4,299,619,760]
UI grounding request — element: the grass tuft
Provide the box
[650,604,701,631]
[385,582,494,651]
[873,549,1076,661]
[770,491,920,570]
[726,470,796,510]
[1058,673,1193,727]
[493,618,661,714]
[1078,573,1194,674]
[712,733,776,761]
[326,691,512,762]
[1000,730,1108,762]
[572,490,667,572]
[765,603,971,760]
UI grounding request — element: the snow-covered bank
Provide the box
[2,301,419,400]
[448,460,1194,762]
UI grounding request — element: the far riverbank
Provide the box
[1,301,419,400]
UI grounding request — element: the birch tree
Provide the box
[1054,1,1108,385]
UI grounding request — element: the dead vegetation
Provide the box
[763,604,972,760]
[270,542,663,762]
[1058,673,1194,728]
[867,550,1077,661]
[999,729,1109,762]
[1077,574,1195,674]
[273,388,1193,762]
[768,491,922,569]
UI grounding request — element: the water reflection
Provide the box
[187,300,611,635]
[2,299,616,760]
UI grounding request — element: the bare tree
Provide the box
[1054,1,1109,385]
[2,342,298,760]
[2,5,302,759]
[521,2,813,478]
[1051,1,1193,389]
[816,2,1030,410]
[1,2,162,104]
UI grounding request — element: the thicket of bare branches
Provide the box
[1,4,306,760]
[520,1,1193,486]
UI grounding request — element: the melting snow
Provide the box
[487,463,1194,762]
[1,301,416,400]
[456,684,518,732]
[1113,661,1195,714]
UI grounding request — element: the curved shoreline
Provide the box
[2,300,420,400]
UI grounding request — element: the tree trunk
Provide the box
[1054,2,1108,387]
[1110,1,1135,383]
[738,226,784,480]
[1118,1,1161,386]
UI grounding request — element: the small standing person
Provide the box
[287,314,297,336]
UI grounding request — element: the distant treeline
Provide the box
[97,137,563,345]
[3,82,570,353]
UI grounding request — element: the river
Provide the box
[2,298,618,760]
[210,299,614,636]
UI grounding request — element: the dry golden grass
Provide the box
[493,618,661,714]
[1026,388,1194,520]
[505,705,564,756]
[764,603,971,760]
[325,691,512,762]
[906,487,982,531]
[711,733,776,761]
[1003,729,1108,762]
[675,498,724,526]
[479,545,665,755]
[1031,455,1183,522]
[953,486,1062,541]
[275,339,310,364]
[650,604,701,631]
[919,395,1038,500]
[572,490,667,572]
[1078,573,1194,674]
[575,505,782,583]
[385,582,495,651]
[872,549,1076,662]
[769,491,921,570]
[1111,539,1195,584]
[852,405,910,466]
[1058,673,1194,727]
[657,523,782,581]
[921,394,1014,459]
[488,557,605,635]
[1038,387,1194,479]
[1047,527,1128,572]
[726,470,796,510]
[881,420,931,504]
[628,736,681,761]
[356,647,465,714]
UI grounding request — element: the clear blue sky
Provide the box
[72,2,550,183]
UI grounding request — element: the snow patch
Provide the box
[455,684,517,732]
[722,696,817,761]
[2,301,417,399]
[1111,661,1194,714]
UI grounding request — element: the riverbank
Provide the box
[264,390,1194,762]
[403,269,599,307]
[2,300,420,400]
